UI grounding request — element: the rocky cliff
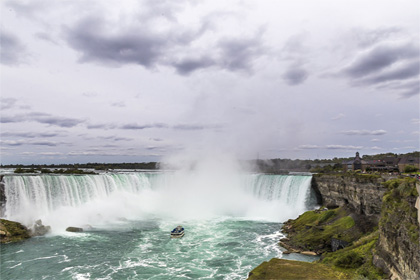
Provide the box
[0,175,5,217]
[372,178,420,280]
[312,174,419,280]
[311,174,389,224]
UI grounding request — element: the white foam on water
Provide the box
[3,170,314,233]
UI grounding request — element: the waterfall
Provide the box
[2,173,316,232]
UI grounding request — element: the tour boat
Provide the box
[170,225,185,238]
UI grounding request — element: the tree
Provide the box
[404,165,419,173]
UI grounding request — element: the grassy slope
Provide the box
[248,259,353,280]
[283,207,361,253]
[262,206,385,279]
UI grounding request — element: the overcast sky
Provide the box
[1,0,419,165]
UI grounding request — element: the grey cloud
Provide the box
[344,43,418,79]
[280,33,310,86]
[86,123,116,129]
[35,32,58,45]
[173,124,221,130]
[0,139,67,147]
[117,122,221,131]
[98,136,133,141]
[376,79,420,98]
[2,131,63,138]
[341,129,387,136]
[298,144,364,150]
[65,17,167,67]
[111,101,126,108]
[352,27,403,48]
[399,82,419,98]
[282,34,306,55]
[27,112,84,127]
[140,0,186,22]
[298,145,321,150]
[356,60,419,86]
[336,36,419,98]
[62,3,267,75]
[0,115,25,123]
[0,30,27,65]
[326,145,364,150]
[173,124,207,130]
[0,112,84,127]
[0,98,17,110]
[282,66,308,86]
[173,57,215,75]
[30,141,61,146]
[120,123,169,130]
[150,138,164,142]
[218,35,265,72]
[0,140,24,146]
[5,0,49,19]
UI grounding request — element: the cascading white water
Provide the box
[2,172,316,232]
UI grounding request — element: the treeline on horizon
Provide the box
[2,151,418,173]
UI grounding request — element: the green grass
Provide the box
[321,232,385,279]
[247,259,355,280]
[285,207,361,252]
[380,177,419,243]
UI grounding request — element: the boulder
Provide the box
[0,219,31,243]
[66,226,83,232]
[31,219,51,236]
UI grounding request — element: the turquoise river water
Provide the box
[1,172,318,279]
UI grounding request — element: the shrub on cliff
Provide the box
[333,251,364,268]
[283,207,360,253]
[322,232,385,279]
[381,177,419,243]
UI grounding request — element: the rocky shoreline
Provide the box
[0,219,51,243]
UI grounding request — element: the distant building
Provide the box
[343,152,419,173]
[398,156,420,173]
[343,152,368,171]
[365,156,399,172]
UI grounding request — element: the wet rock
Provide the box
[31,219,51,236]
[66,226,83,232]
[0,219,31,243]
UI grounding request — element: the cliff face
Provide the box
[0,175,5,217]
[312,175,420,280]
[311,174,388,224]
[373,178,420,280]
